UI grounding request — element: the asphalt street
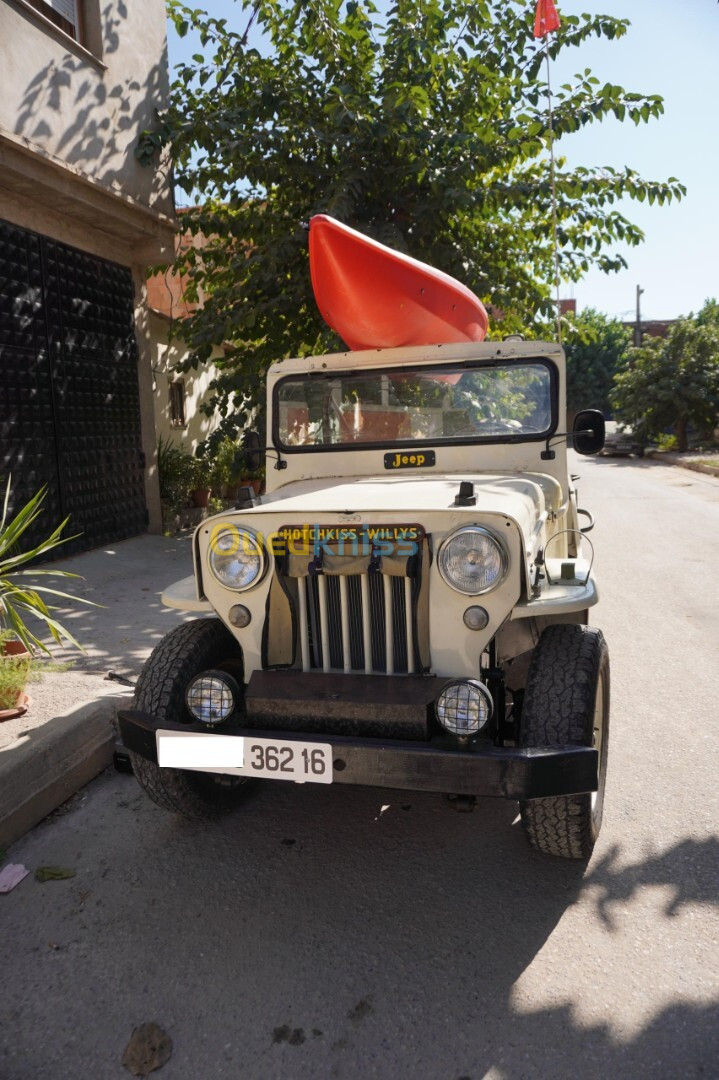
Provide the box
[1,454,718,1080]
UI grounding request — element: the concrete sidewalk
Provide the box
[0,534,198,849]
[645,449,719,477]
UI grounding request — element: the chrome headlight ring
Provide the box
[207,525,267,592]
[437,525,509,596]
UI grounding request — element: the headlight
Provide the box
[438,526,508,595]
[208,526,265,591]
[436,679,493,736]
[185,670,239,725]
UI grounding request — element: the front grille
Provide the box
[296,572,415,675]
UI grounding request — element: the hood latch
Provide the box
[454,481,476,507]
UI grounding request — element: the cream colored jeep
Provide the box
[120,340,609,860]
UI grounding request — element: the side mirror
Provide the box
[242,430,264,472]
[572,410,605,456]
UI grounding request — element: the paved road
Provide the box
[2,455,718,1080]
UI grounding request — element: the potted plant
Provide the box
[157,437,198,528]
[241,467,264,497]
[209,437,246,500]
[189,455,213,508]
[0,631,33,719]
[0,478,93,718]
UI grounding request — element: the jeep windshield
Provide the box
[275,360,556,451]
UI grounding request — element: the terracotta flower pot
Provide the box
[0,641,32,718]
[0,691,31,722]
[191,488,212,508]
[3,639,29,658]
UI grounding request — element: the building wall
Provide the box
[0,0,172,217]
[0,0,176,536]
[150,312,224,457]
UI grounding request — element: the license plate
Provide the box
[156,731,333,784]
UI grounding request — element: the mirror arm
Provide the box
[541,430,594,461]
[264,449,288,471]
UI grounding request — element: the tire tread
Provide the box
[129,619,246,820]
[519,624,609,860]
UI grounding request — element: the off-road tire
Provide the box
[519,624,609,860]
[129,618,250,821]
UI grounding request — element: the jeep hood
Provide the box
[250,472,562,538]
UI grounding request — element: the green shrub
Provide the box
[209,437,245,492]
[157,437,197,511]
[0,651,32,709]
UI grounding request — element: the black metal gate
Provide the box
[0,218,148,556]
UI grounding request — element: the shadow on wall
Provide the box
[13,2,169,204]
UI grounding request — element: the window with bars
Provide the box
[26,0,80,40]
[169,382,186,428]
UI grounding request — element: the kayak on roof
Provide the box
[308,214,489,351]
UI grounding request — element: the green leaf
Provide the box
[35,866,76,882]
[0,481,92,654]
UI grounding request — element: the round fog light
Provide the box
[185,670,239,726]
[436,680,493,736]
[228,604,252,628]
[463,605,489,631]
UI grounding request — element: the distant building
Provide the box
[146,256,225,456]
[0,0,175,552]
[622,319,676,341]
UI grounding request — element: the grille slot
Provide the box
[296,572,415,675]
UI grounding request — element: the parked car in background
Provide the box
[602,421,644,457]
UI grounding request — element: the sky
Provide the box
[167,1,718,322]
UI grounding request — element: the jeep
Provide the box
[120,339,608,860]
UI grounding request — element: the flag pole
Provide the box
[543,33,562,344]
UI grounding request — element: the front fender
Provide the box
[161,575,213,613]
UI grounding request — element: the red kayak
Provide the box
[309,214,489,351]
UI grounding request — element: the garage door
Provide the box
[0,218,148,556]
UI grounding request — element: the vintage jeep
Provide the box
[120,339,608,859]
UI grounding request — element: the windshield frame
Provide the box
[272,357,559,455]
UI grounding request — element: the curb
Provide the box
[0,695,125,851]
[645,451,719,478]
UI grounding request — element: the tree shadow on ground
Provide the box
[11,776,710,1080]
[586,837,719,926]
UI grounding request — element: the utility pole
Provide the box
[634,284,644,346]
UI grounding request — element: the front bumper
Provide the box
[118,709,598,801]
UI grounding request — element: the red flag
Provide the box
[534,0,560,38]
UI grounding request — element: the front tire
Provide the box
[519,624,609,860]
[129,618,250,821]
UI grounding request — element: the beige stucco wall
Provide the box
[150,312,224,456]
[0,0,172,217]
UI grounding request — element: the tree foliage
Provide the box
[145,0,685,440]
[611,301,719,451]
[564,308,631,416]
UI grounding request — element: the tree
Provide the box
[611,305,719,451]
[142,0,685,440]
[564,309,631,417]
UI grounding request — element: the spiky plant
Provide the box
[0,478,95,655]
